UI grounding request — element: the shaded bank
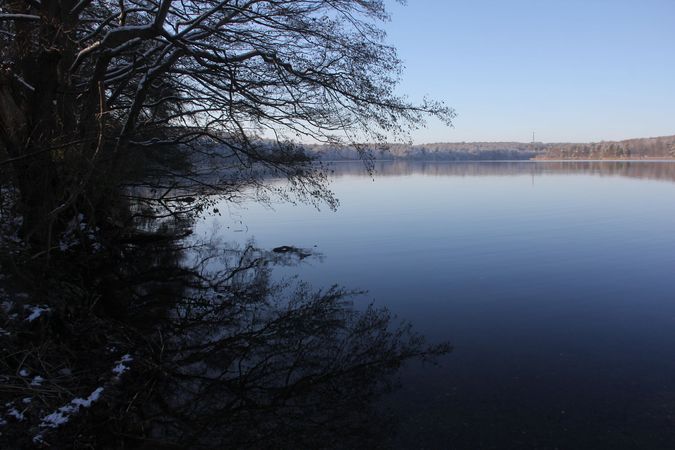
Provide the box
[0,222,448,448]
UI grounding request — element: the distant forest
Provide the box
[302,135,675,161]
[537,135,675,160]
[303,142,544,161]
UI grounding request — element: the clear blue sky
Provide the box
[384,0,675,143]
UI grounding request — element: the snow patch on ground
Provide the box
[71,387,103,408]
[27,356,131,443]
[39,387,104,427]
[6,407,25,421]
[112,354,133,376]
[30,376,44,386]
[40,406,75,429]
[34,386,105,443]
[25,305,50,322]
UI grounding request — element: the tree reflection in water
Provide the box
[0,224,449,449]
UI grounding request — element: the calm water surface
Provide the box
[195,161,675,449]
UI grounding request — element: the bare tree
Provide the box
[0,0,453,248]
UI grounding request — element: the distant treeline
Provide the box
[300,135,675,161]
[303,142,544,161]
[536,135,675,160]
[328,160,675,184]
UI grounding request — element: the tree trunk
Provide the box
[0,1,84,248]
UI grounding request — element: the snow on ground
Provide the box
[33,386,105,443]
[25,305,50,322]
[30,354,132,444]
[6,407,25,422]
[1,402,26,427]
[112,354,133,376]
[37,387,104,428]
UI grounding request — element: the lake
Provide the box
[194,161,675,449]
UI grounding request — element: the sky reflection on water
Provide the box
[196,161,675,449]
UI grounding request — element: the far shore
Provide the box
[319,158,675,163]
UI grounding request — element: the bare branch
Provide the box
[0,13,40,22]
